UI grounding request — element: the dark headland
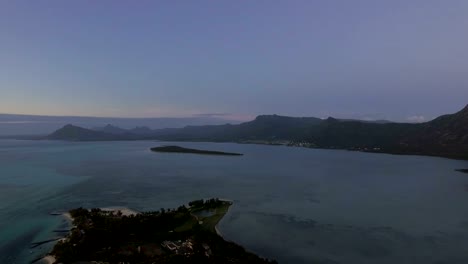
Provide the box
[456,169,468,174]
[151,145,243,156]
[44,199,276,263]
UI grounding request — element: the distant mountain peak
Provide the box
[43,105,468,159]
[93,124,127,135]
[130,126,153,135]
[254,114,282,120]
[460,104,468,113]
[48,124,116,141]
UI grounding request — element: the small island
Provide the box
[456,169,468,174]
[151,145,243,156]
[44,199,275,263]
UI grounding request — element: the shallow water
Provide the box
[193,209,216,218]
[1,139,468,263]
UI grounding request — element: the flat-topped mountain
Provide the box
[389,105,468,158]
[417,104,468,146]
[45,105,468,159]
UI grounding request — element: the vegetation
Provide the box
[45,105,468,160]
[153,105,468,160]
[51,199,276,264]
[151,146,243,156]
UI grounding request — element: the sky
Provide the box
[1,0,468,122]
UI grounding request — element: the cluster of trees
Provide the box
[53,206,194,263]
[188,198,226,209]
[52,201,275,264]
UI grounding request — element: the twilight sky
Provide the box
[1,1,468,122]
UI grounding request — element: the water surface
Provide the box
[1,140,468,263]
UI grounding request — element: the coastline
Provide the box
[215,225,223,237]
[63,212,73,222]
[44,203,237,263]
[42,255,56,264]
[40,212,73,264]
[42,207,138,264]
[43,200,274,263]
[100,207,139,216]
[214,199,233,238]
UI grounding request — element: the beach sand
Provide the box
[42,207,138,264]
[215,201,233,238]
[63,212,73,222]
[215,225,223,237]
[100,207,139,216]
[42,255,56,264]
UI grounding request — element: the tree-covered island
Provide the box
[49,199,275,263]
[150,146,243,156]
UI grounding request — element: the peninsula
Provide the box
[151,145,243,156]
[456,169,468,174]
[45,199,275,263]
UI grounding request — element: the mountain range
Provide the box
[0,114,240,136]
[46,105,468,160]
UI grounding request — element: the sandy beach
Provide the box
[215,225,223,237]
[41,208,137,264]
[215,201,233,238]
[218,198,234,203]
[42,255,56,264]
[63,212,73,221]
[100,207,140,216]
[37,214,71,264]
[61,207,138,220]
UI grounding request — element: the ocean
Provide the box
[1,139,468,264]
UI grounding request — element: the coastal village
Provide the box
[161,239,213,257]
[34,199,276,264]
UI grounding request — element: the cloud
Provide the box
[406,115,426,123]
[192,113,232,117]
[99,106,200,118]
[192,113,255,122]
[0,121,46,124]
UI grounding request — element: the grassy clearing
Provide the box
[174,214,198,232]
[200,203,231,233]
[174,202,232,233]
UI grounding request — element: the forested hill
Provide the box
[46,105,468,159]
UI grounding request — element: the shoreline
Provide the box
[42,207,139,264]
[63,212,73,222]
[215,225,223,237]
[100,207,139,216]
[44,203,234,263]
[214,201,233,238]
[39,212,72,264]
[42,255,56,264]
[43,200,273,263]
